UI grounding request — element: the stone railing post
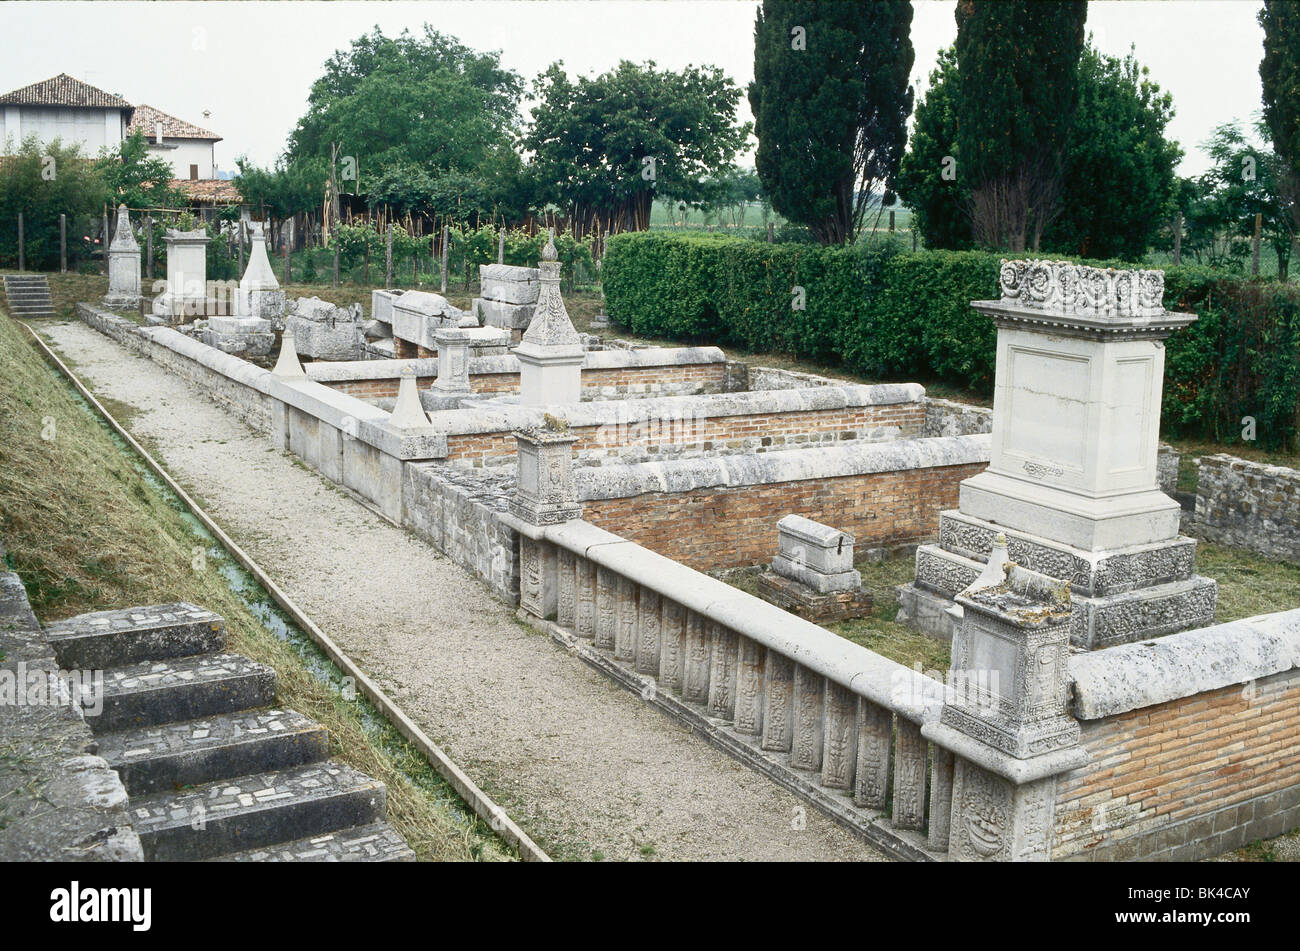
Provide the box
[923,550,1088,861]
[510,422,581,621]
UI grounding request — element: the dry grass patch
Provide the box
[0,304,511,861]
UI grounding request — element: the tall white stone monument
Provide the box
[237,222,285,319]
[151,227,209,321]
[103,204,141,310]
[515,230,583,406]
[899,259,1217,648]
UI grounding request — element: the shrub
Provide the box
[603,232,1300,448]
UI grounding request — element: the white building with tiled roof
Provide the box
[127,103,222,180]
[0,72,133,154]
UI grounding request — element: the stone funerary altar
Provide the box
[899,259,1217,648]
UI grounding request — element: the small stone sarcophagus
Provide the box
[757,515,871,623]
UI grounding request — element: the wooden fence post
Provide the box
[440,223,449,294]
[60,213,67,273]
[333,243,340,287]
[1252,212,1263,277]
[1173,212,1182,266]
[385,224,392,289]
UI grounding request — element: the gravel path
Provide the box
[39,319,885,863]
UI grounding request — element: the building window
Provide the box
[189,164,198,181]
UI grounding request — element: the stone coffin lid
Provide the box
[480,263,538,283]
[777,514,853,549]
[392,291,461,318]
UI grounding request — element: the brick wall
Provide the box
[1053,668,1300,861]
[444,402,926,465]
[580,461,985,571]
[1195,454,1300,561]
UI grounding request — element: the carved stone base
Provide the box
[102,292,141,311]
[947,757,1057,862]
[756,570,872,624]
[902,510,1218,648]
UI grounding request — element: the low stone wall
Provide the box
[1054,609,1300,860]
[1195,453,1300,561]
[577,435,990,571]
[922,397,992,437]
[308,346,731,401]
[439,383,927,467]
[402,463,518,601]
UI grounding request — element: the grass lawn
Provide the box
[0,301,512,861]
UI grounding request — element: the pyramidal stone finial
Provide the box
[110,203,138,252]
[389,365,431,429]
[272,329,306,378]
[520,230,580,349]
[541,228,557,262]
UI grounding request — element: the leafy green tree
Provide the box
[895,48,971,250]
[287,26,523,183]
[1259,0,1300,273]
[523,60,749,235]
[1200,121,1297,279]
[0,135,108,269]
[954,0,1088,250]
[94,130,183,210]
[900,39,1177,260]
[749,0,915,245]
[1045,44,1182,259]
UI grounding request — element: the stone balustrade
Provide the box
[510,509,956,856]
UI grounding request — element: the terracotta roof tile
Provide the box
[0,72,131,109]
[128,103,221,142]
[171,178,243,203]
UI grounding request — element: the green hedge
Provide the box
[603,233,1300,449]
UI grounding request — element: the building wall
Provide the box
[581,461,986,571]
[1053,669,1300,861]
[1,105,125,153]
[147,138,215,179]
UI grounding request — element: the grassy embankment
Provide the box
[0,300,511,862]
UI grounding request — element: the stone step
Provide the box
[88,652,276,733]
[129,762,387,861]
[97,709,329,796]
[210,821,415,862]
[46,602,226,669]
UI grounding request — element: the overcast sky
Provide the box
[0,0,1270,177]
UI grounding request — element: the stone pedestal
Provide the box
[237,222,285,321]
[151,228,209,321]
[515,232,584,407]
[899,260,1217,648]
[922,559,1088,861]
[511,424,582,621]
[431,328,472,394]
[103,204,140,310]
